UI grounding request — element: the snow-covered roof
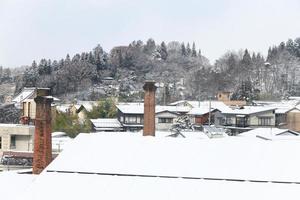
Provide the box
[0,171,36,199]
[21,172,300,200]
[156,105,190,113]
[238,128,299,140]
[12,87,36,103]
[76,101,98,112]
[222,106,275,115]
[90,118,122,128]
[116,104,144,114]
[116,104,191,114]
[169,100,229,112]
[253,100,299,114]
[6,132,300,200]
[56,104,71,113]
[188,107,217,115]
[43,133,300,182]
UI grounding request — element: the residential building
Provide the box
[0,124,35,152]
[116,103,190,131]
[13,87,59,125]
[216,106,276,134]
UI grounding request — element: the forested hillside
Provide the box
[7,37,300,103]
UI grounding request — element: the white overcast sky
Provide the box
[1,0,300,67]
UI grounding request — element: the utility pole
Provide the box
[208,97,211,126]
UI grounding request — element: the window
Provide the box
[120,116,124,123]
[0,137,2,149]
[10,135,16,149]
[225,117,233,125]
[158,118,173,123]
[28,102,31,117]
[258,117,272,126]
[125,116,137,123]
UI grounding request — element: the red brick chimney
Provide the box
[32,88,53,174]
[143,81,157,136]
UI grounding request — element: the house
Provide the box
[13,87,60,125]
[155,110,179,131]
[12,87,36,109]
[0,124,35,153]
[116,103,190,131]
[116,103,144,131]
[90,118,124,132]
[216,106,276,134]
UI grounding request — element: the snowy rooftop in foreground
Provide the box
[45,133,300,183]
[0,171,36,199]
[4,132,300,200]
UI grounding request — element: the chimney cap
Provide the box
[143,81,157,91]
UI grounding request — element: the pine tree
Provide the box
[160,41,168,60]
[192,42,197,57]
[181,43,187,56]
[143,38,156,55]
[186,43,191,56]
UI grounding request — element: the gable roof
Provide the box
[12,87,36,103]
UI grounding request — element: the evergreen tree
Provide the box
[143,38,156,55]
[181,43,187,56]
[286,39,295,55]
[192,42,197,57]
[160,41,168,60]
[186,43,191,56]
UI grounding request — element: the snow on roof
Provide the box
[0,171,36,199]
[21,171,300,200]
[222,106,275,115]
[238,128,299,140]
[90,118,122,128]
[116,104,191,114]
[16,132,300,200]
[12,87,36,103]
[188,107,216,115]
[116,104,144,114]
[253,100,300,114]
[156,105,190,113]
[76,101,98,112]
[56,104,71,113]
[43,133,300,183]
[169,100,229,112]
[52,132,68,138]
